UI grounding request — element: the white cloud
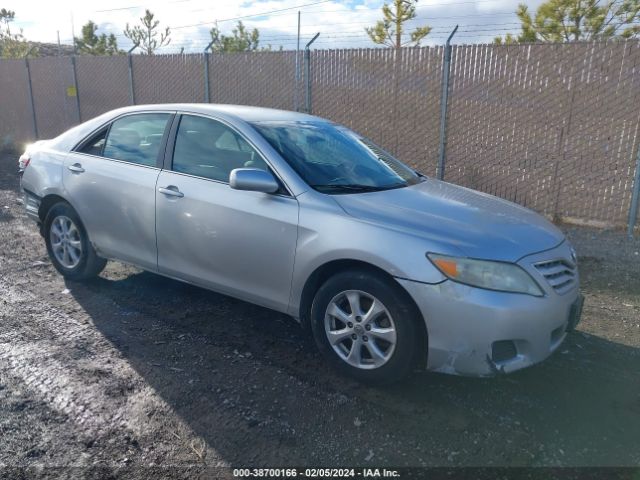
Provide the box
[6,0,544,52]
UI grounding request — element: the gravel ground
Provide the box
[0,153,639,477]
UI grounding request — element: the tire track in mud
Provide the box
[0,280,130,431]
[0,180,131,445]
[0,276,224,468]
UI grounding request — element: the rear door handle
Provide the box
[67,163,85,173]
[158,186,184,198]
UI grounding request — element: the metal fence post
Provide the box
[24,56,38,140]
[294,10,301,111]
[627,144,640,238]
[70,56,81,123]
[304,33,320,114]
[127,43,138,105]
[204,40,215,103]
[436,25,458,181]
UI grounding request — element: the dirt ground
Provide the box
[0,153,639,476]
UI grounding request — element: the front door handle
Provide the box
[158,186,184,198]
[67,163,85,173]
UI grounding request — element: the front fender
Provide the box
[288,192,460,317]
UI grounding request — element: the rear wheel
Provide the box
[310,269,422,384]
[44,202,106,281]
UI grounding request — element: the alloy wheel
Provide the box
[49,215,83,269]
[324,290,397,370]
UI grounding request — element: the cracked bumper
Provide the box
[397,277,581,376]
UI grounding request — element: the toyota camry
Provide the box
[19,104,583,383]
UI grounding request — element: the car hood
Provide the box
[332,178,565,262]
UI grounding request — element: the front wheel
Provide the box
[44,202,106,281]
[310,270,423,384]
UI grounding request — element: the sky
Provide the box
[5,0,548,53]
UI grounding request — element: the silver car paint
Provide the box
[155,169,299,313]
[21,146,67,221]
[399,242,579,376]
[20,103,580,377]
[229,168,280,193]
[332,179,566,262]
[63,153,161,270]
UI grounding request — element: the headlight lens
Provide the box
[427,253,544,296]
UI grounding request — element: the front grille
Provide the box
[534,258,577,294]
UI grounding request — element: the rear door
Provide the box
[63,112,173,270]
[155,113,299,312]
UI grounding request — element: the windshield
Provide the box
[250,121,422,193]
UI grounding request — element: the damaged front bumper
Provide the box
[397,274,581,377]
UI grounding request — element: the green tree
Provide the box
[0,8,35,58]
[495,0,640,44]
[365,0,432,48]
[123,9,171,55]
[209,21,269,52]
[493,33,518,45]
[75,21,120,55]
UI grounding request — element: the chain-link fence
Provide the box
[75,55,130,121]
[28,57,80,139]
[0,42,638,230]
[0,58,32,150]
[132,54,205,104]
[310,48,444,176]
[210,51,297,109]
[445,42,640,229]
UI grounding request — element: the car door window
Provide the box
[77,128,108,156]
[103,113,170,167]
[172,115,269,182]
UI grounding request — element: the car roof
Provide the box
[109,103,323,123]
[47,103,331,156]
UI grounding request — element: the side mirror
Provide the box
[229,168,279,194]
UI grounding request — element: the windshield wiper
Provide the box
[311,183,406,193]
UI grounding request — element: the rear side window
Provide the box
[77,128,108,156]
[103,113,170,167]
[172,115,268,182]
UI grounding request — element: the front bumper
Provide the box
[397,243,581,376]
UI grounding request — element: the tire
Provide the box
[310,269,423,385]
[44,202,107,281]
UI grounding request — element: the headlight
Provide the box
[427,253,544,296]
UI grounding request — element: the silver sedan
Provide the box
[19,104,583,383]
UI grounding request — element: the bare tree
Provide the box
[124,9,171,55]
[366,0,431,48]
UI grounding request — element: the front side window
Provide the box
[103,113,170,166]
[172,115,268,182]
[251,121,421,193]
